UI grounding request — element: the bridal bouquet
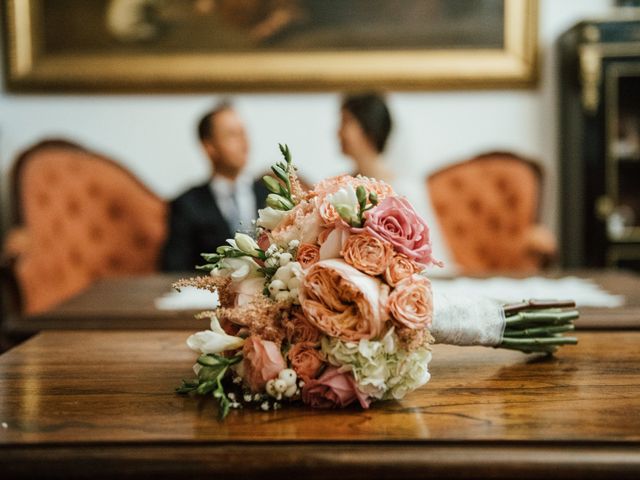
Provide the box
[176,145,578,419]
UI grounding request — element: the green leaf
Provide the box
[196,379,217,395]
[197,354,222,367]
[199,365,226,382]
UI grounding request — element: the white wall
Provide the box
[0,0,614,238]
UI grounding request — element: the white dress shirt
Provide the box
[210,175,257,234]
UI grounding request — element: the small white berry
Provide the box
[260,401,270,411]
[289,288,299,302]
[243,394,252,402]
[228,392,236,401]
[284,384,297,398]
[278,368,297,386]
[275,291,290,303]
[287,277,301,290]
[268,279,286,294]
[273,379,288,394]
[265,379,278,397]
[288,239,300,249]
[279,252,293,266]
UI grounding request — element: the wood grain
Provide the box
[0,330,639,478]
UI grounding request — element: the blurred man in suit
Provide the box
[162,103,268,271]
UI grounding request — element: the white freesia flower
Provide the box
[234,233,261,257]
[257,207,288,230]
[321,328,432,400]
[213,256,261,281]
[186,315,245,354]
[327,185,358,211]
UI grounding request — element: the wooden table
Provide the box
[9,270,640,334]
[1,330,639,479]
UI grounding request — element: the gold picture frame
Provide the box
[3,0,538,92]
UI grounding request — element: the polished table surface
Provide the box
[0,330,639,479]
[12,270,640,333]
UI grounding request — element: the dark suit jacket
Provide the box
[161,179,268,272]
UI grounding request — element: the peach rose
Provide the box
[271,199,322,246]
[359,196,441,267]
[242,336,287,392]
[301,367,371,409]
[387,274,433,330]
[300,259,389,342]
[342,233,394,276]
[285,307,321,344]
[384,253,421,287]
[297,243,320,269]
[288,341,325,381]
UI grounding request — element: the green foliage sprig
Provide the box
[263,144,296,211]
[176,353,242,420]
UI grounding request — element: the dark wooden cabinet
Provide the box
[559,16,640,270]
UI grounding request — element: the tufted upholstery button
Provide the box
[88,224,104,243]
[12,140,168,315]
[107,203,125,221]
[132,231,150,249]
[67,197,81,216]
[467,198,482,214]
[87,182,101,198]
[37,192,50,207]
[68,248,83,266]
[487,214,502,231]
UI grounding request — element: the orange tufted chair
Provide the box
[427,152,556,274]
[4,140,167,315]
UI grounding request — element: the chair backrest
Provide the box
[427,152,543,273]
[11,140,167,314]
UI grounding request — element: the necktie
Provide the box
[227,186,242,233]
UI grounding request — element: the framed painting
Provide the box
[2,0,537,92]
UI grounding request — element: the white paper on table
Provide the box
[154,286,220,310]
[430,276,625,308]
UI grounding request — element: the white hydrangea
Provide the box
[321,328,432,400]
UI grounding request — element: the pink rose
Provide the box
[359,196,441,267]
[242,336,287,392]
[388,274,433,330]
[301,367,371,409]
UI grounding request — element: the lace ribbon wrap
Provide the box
[431,292,506,346]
